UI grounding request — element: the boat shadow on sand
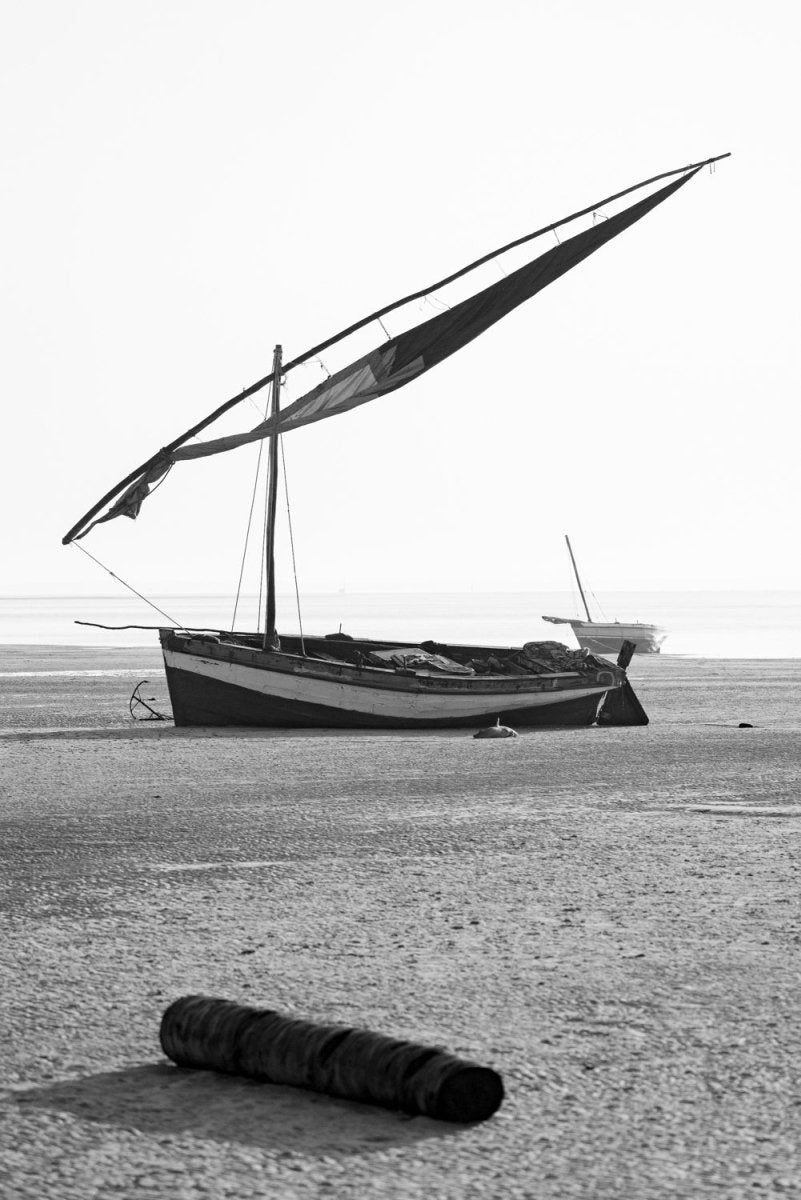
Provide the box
[0,722,613,742]
[14,1062,459,1154]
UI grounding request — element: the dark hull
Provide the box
[160,630,647,730]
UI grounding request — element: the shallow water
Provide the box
[2,590,801,657]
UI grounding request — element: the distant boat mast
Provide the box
[565,535,592,622]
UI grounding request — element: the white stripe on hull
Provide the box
[163,648,609,721]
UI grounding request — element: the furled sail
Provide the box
[64,156,727,543]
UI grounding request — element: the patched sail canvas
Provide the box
[173,169,696,461]
[66,161,712,542]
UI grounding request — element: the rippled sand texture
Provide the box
[1,648,800,1198]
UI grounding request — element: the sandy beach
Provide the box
[1,647,800,1198]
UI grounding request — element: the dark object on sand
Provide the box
[738,722,754,728]
[474,718,518,739]
[596,676,649,726]
[159,995,504,1123]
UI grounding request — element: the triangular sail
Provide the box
[175,170,696,462]
[64,156,727,543]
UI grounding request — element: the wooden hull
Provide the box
[159,631,641,730]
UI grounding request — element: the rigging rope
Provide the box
[257,384,276,633]
[422,294,451,312]
[587,585,609,623]
[232,380,276,630]
[257,485,268,631]
[71,542,183,627]
[238,368,304,645]
[231,432,267,631]
[280,438,305,655]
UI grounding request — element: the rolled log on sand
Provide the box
[160,994,504,1123]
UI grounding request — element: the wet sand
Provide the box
[1,647,800,1198]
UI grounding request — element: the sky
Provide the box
[2,0,800,606]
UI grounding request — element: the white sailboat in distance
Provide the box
[543,535,667,656]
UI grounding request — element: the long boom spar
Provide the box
[62,151,730,545]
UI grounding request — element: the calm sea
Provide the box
[1,591,800,658]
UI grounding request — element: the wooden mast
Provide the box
[565,534,592,623]
[263,344,282,650]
